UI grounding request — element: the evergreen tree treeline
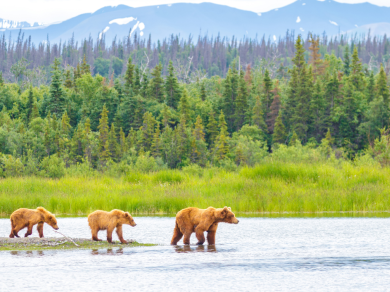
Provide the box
[0,32,389,174]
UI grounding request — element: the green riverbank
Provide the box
[0,163,389,215]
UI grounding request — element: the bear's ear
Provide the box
[227,207,231,211]
[124,212,130,218]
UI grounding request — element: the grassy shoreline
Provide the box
[0,162,389,215]
[0,237,155,251]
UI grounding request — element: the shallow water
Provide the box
[1,217,390,291]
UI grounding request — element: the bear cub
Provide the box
[88,209,136,244]
[9,207,59,238]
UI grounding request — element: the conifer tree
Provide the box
[263,69,273,112]
[0,72,4,86]
[141,73,149,98]
[165,60,181,108]
[267,81,282,133]
[343,44,351,76]
[272,112,286,145]
[200,82,207,101]
[127,127,137,150]
[308,35,326,79]
[149,63,164,102]
[64,70,73,88]
[289,131,299,146]
[244,64,252,87]
[179,88,191,124]
[108,123,119,161]
[235,70,249,130]
[377,64,390,106]
[366,71,375,103]
[60,111,71,138]
[31,102,40,120]
[98,105,110,165]
[252,95,268,133]
[26,85,34,122]
[81,55,90,75]
[134,67,141,95]
[119,127,127,157]
[151,123,161,157]
[124,57,135,95]
[191,115,207,165]
[47,58,66,118]
[206,109,219,147]
[350,47,363,90]
[214,110,229,160]
[292,35,305,72]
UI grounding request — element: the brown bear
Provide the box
[170,206,239,245]
[9,207,59,238]
[88,209,137,244]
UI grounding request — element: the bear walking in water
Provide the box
[88,210,137,244]
[9,207,59,238]
[171,206,239,245]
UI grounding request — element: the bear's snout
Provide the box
[54,227,59,230]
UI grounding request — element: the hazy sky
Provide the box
[1,0,389,24]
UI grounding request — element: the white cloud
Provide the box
[0,0,389,24]
[329,20,338,26]
[296,16,301,23]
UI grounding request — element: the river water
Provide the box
[1,217,390,291]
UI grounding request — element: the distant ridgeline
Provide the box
[0,30,389,84]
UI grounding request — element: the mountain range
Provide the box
[1,0,389,44]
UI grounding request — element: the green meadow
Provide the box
[0,161,389,216]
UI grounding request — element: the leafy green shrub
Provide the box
[134,154,158,173]
[182,164,203,177]
[123,172,147,184]
[152,170,185,184]
[39,154,65,178]
[1,154,24,177]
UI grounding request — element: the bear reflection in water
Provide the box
[174,245,217,253]
[10,250,45,257]
[91,248,124,255]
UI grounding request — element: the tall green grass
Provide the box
[0,163,389,216]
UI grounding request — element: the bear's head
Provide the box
[38,207,59,230]
[121,212,137,227]
[215,207,239,224]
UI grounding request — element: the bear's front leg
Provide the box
[207,223,218,245]
[195,228,205,245]
[116,225,127,244]
[24,223,33,237]
[37,222,44,238]
[107,227,114,243]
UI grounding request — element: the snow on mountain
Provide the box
[0,18,41,29]
[1,0,390,44]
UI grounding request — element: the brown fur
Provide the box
[9,207,59,238]
[87,209,136,244]
[171,206,239,246]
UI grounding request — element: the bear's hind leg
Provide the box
[116,225,127,244]
[9,219,15,238]
[183,231,192,245]
[195,228,205,245]
[91,228,101,241]
[24,223,34,237]
[170,222,183,245]
[37,222,44,238]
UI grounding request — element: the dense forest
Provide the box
[1,30,389,85]
[0,32,389,178]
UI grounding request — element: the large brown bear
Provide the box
[171,206,239,245]
[9,207,59,238]
[88,209,137,244]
